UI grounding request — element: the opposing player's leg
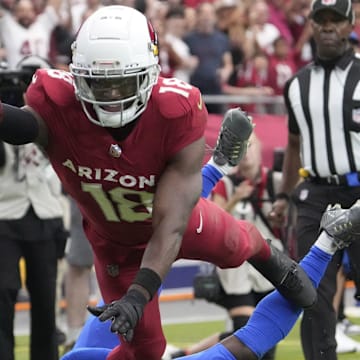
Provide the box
[177,201,360,360]
[197,109,317,308]
[201,108,253,198]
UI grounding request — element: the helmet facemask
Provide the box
[71,64,160,127]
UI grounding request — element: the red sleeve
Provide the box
[26,70,57,120]
[165,104,207,157]
[153,78,208,157]
[26,69,75,116]
[25,69,79,148]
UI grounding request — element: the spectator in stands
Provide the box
[184,2,233,114]
[184,5,196,32]
[266,0,293,46]
[151,16,183,78]
[285,0,314,68]
[0,141,68,360]
[222,52,274,113]
[213,0,238,35]
[0,0,62,69]
[70,0,104,35]
[266,34,296,114]
[267,36,296,97]
[144,0,168,23]
[245,0,280,55]
[218,2,248,86]
[164,6,198,83]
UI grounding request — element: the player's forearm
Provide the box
[140,172,201,280]
[140,223,184,280]
[0,103,39,144]
[131,142,203,300]
[130,214,189,301]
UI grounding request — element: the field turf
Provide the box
[15,317,360,360]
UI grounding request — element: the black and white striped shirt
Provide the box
[284,49,360,178]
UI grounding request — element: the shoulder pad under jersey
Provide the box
[152,77,204,119]
[27,68,77,107]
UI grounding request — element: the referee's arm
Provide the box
[280,132,302,194]
[280,79,302,194]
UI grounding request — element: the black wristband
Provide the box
[275,192,290,201]
[133,268,162,300]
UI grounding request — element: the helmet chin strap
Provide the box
[94,105,132,128]
[94,97,148,128]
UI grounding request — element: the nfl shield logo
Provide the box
[321,0,336,4]
[353,108,360,123]
[106,264,120,277]
[109,144,122,158]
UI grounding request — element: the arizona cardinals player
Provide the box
[0,6,315,360]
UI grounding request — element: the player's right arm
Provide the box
[0,68,76,148]
[0,103,48,148]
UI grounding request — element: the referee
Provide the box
[270,1,360,359]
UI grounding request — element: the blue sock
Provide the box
[234,246,331,358]
[201,164,223,198]
[177,343,236,360]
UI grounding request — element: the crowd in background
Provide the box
[2,0,360,113]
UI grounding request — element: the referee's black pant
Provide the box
[293,181,360,360]
[0,206,63,360]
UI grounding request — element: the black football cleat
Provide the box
[320,201,360,250]
[249,242,317,308]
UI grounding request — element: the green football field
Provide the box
[15,317,360,360]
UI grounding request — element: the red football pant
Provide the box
[91,197,270,359]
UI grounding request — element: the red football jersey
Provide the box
[267,55,297,95]
[25,69,207,245]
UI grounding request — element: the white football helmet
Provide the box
[70,5,160,128]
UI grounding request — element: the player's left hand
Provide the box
[87,290,147,342]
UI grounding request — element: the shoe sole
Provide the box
[221,108,253,141]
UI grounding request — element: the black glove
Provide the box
[87,289,147,342]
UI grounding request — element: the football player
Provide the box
[0,6,316,360]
